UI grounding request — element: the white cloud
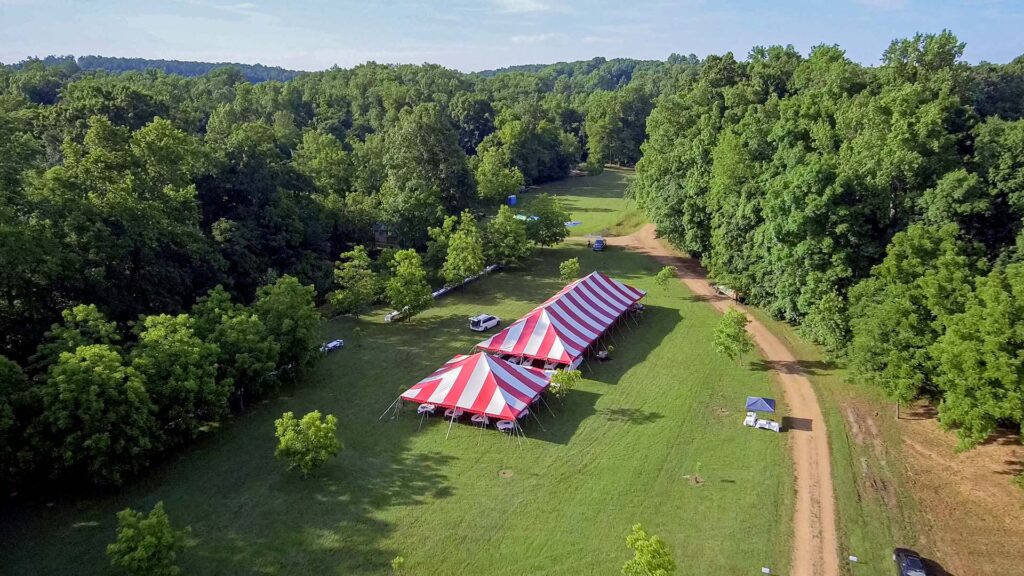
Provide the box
[493,0,563,13]
[510,32,565,44]
[582,35,622,45]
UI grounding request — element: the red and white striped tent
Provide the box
[399,352,550,420]
[475,271,645,365]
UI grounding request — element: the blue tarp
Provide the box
[745,396,776,413]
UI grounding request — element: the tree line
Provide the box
[632,31,1024,449]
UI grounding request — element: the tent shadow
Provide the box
[584,304,683,385]
[782,416,812,432]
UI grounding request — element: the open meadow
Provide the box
[0,175,792,575]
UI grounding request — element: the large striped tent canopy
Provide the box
[475,271,646,365]
[399,353,550,420]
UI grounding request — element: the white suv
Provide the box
[469,314,500,332]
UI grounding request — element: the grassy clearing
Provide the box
[526,167,643,237]
[746,309,916,576]
[1,250,791,575]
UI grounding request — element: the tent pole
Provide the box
[515,420,526,448]
[530,409,546,431]
[445,412,457,439]
[541,395,555,417]
[378,397,400,421]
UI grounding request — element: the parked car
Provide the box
[469,314,500,332]
[592,237,606,251]
[320,339,344,353]
[893,548,927,576]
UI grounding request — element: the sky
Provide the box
[1,0,1022,72]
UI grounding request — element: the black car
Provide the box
[893,548,927,576]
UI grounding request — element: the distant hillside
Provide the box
[21,55,302,83]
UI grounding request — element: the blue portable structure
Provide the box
[745,396,776,413]
[508,194,517,206]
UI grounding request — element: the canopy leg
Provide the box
[541,395,555,417]
[418,411,427,431]
[378,398,400,422]
[530,410,546,431]
[445,412,458,439]
[514,420,526,448]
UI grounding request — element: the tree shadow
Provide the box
[597,407,664,425]
[748,359,836,376]
[923,557,957,576]
[782,416,813,432]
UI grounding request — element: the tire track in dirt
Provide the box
[606,225,839,576]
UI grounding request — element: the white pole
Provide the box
[445,411,458,439]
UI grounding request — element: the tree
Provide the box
[931,264,1024,449]
[386,249,433,315]
[442,211,485,285]
[525,194,570,247]
[254,276,321,371]
[35,344,155,485]
[0,356,28,481]
[274,410,341,476]
[549,368,582,400]
[329,246,379,315]
[130,314,226,448]
[31,304,121,372]
[484,205,532,266]
[655,266,676,289]
[559,257,581,282]
[713,309,754,361]
[107,501,190,576]
[622,523,675,576]
[475,149,524,203]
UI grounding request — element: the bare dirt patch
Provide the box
[897,403,1024,576]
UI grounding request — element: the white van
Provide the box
[469,314,501,332]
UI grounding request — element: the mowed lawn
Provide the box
[527,167,644,237]
[1,179,792,575]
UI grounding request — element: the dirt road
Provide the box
[608,224,839,576]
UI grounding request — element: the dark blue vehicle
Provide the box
[592,237,606,251]
[893,548,927,576]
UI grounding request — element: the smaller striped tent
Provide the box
[476,271,646,365]
[400,353,550,420]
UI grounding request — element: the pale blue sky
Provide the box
[1,0,1022,71]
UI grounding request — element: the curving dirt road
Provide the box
[608,224,839,576]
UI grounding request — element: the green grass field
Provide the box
[0,176,793,575]
[526,167,644,237]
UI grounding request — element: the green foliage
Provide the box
[442,211,485,285]
[654,266,676,288]
[713,309,754,361]
[559,257,581,282]
[622,523,675,576]
[107,501,190,576]
[525,194,570,247]
[329,246,379,315]
[386,249,433,315]
[255,276,321,371]
[549,368,582,400]
[130,314,226,447]
[475,149,524,203]
[390,555,406,574]
[0,356,28,479]
[37,344,155,485]
[274,410,341,476]
[932,263,1024,449]
[484,205,532,266]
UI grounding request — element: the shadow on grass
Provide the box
[525,389,601,445]
[597,407,664,425]
[748,358,836,376]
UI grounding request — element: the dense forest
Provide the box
[632,31,1024,449]
[3,30,1024,494]
[18,55,302,83]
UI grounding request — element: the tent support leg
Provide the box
[541,395,555,417]
[530,410,546,431]
[445,413,458,439]
[378,398,400,422]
